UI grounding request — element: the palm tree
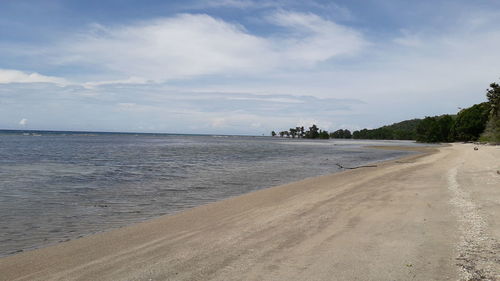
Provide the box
[295,127,301,138]
[309,124,319,139]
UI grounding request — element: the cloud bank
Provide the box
[0,82,362,134]
[48,11,366,82]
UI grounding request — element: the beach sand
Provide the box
[1,143,499,281]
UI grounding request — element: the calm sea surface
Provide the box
[0,133,425,256]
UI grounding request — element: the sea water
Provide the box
[0,133,425,256]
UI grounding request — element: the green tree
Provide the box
[352,129,368,139]
[482,81,500,143]
[416,117,439,142]
[271,131,277,137]
[295,127,301,138]
[453,103,490,141]
[305,124,320,139]
[352,119,421,140]
[330,129,352,139]
[344,129,352,139]
[416,115,455,142]
[318,130,330,139]
[437,115,455,142]
[486,82,500,116]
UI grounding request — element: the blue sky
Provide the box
[1,0,499,134]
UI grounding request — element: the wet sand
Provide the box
[1,143,499,281]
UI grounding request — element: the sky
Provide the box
[1,0,499,135]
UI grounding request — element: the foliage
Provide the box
[318,130,330,139]
[415,115,455,143]
[486,82,500,115]
[352,119,421,140]
[305,124,320,139]
[481,81,500,143]
[330,129,352,139]
[384,119,421,140]
[452,102,490,141]
[481,117,500,143]
[352,127,392,140]
[273,124,329,139]
[385,119,421,132]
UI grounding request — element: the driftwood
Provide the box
[336,163,377,170]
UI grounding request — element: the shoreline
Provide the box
[0,146,435,273]
[0,143,423,259]
[1,144,498,280]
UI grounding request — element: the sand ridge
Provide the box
[0,143,498,281]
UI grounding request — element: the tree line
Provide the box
[271,80,500,143]
[415,80,499,143]
[272,125,351,140]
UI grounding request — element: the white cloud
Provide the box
[268,11,365,63]
[0,69,67,85]
[19,118,28,126]
[83,76,149,88]
[188,0,283,11]
[53,12,366,82]
[60,14,273,81]
[192,0,353,21]
[203,0,261,9]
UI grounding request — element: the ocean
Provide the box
[0,132,425,257]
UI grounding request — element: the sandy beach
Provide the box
[0,143,499,281]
